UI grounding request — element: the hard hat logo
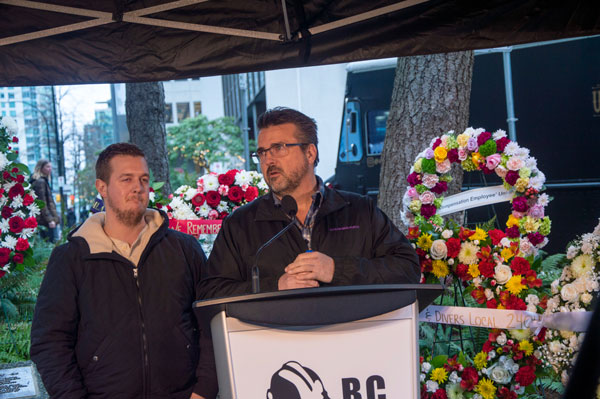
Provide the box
[266,361,331,399]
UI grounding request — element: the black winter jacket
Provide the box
[30,211,218,399]
[199,186,420,299]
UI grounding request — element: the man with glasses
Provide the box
[200,107,419,298]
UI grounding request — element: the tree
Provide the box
[167,115,246,188]
[378,51,474,231]
[125,82,171,194]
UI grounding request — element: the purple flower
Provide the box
[477,131,492,146]
[527,232,545,246]
[420,204,437,219]
[407,172,422,187]
[512,196,529,212]
[506,226,520,238]
[527,204,545,219]
[467,138,478,151]
[424,148,435,159]
[431,181,448,194]
[505,170,520,186]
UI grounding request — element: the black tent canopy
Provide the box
[0,0,599,86]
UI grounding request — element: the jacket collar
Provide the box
[254,184,348,222]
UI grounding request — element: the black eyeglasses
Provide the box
[251,142,309,164]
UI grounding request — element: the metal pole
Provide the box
[110,83,120,143]
[51,86,66,225]
[239,74,250,170]
[502,49,518,142]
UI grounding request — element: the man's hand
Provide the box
[285,252,335,283]
[278,272,319,290]
[190,393,205,399]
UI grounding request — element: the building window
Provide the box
[1,111,5,116]
[9,102,15,108]
[8,93,14,99]
[193,102,202,117]
[9,111,16,117]
[176,102,190,122]
[0,93,4,99]
[165,103,173,123]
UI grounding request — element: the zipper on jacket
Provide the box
[133,266,150,398]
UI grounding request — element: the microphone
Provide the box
[251,195,298,294]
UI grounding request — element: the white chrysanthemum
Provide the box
[258,180,268,191]
[169,196,184,210]
[0,116,18,134]
[184,187,197,201]
[504,141,520,156]
[235,170,252,186]
[581,242,594,255]
[493,129,507,139]
[425,380,439,393]
[149,191,155,202]
[13,210,25,219]
[571,254,595,278]
[421,362,432,373]
[2,235,17,250]
[0,196,7,207]
[11,194,23,209]
[198,203,211,218]
[529,172,546,190]
[217,201,229,212]
[27,203,40,218]
[0,153,8,171]
[0,219,9,234]
[458,241,479,265]
[566,245,579,260]
[174,185,190,195]
[202,174,219,191]
[537,193,550,207]
[3,181,16,192]
[19,228,35,239]
[524,156,538,170]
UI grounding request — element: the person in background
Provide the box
[31,159,60,243]
[66,207,76,228]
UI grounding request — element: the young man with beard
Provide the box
[199,107,419,298]
[31,143,217,399]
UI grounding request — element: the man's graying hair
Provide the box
[96,143,146,183]
[257,107,319,166]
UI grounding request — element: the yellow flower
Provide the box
[471,152,482,165]
[475,378,497,399]
[417,233,433,251]
[519,340,534,356]
[414,158,423,173]
[469,227,488,241]
[506,214,520,228]
[430,367,448,384]
[497,303,505,310]
[474,351,488,370]
[434,146,448,163]
[468,263,480,278]
[432,260,449,278]
[501,247,514,261]
[523,216,541,233]
[458,242,479,265]
[571,254,595,278]
[457,133,469,147]
[515,177,529,192]
[506,275,526,295]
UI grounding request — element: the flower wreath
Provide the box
[167,169,268,220]
[541,219,600,386]
[0,116,43,278]
[402,128,551,311]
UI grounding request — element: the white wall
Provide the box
[265,63,347,180]
[163,77,224,124]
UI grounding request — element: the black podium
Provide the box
[194,284,443,399]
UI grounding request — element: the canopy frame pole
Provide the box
[280,0,293,42]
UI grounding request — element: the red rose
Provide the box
[510,257,531,274]
[24,217,37,229]
[482,340,494,352]
[486,299,498,308]
[218,173,235,186]
[205,191,221,208]
[506,295,527,310]
[22,194,34,206]
[2,171,10,180]
[15,238,29,251]
[445,238,461,258]
[191,193,205,207]
[16,175,24,183]
[8,184,24,199]
[488,229,506,245]
[9,216,24,233]
[12,136,18,143]
[244,186,258,202]
[12,253,24,264]
[218,211,229,219]
[0,248,10,265]
[0,270,5,278]
[460,367,478,391]
[11,167,18,173]
[478,259,495,278]
[1,206,13,219]
[498,387,517,399]
[228,186,244,203]
[432,389,447,399]
[515,366,536,386]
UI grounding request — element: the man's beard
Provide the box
[106,196,146,227]
[266,156,310,196]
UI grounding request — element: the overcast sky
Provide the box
[57,83,111,132]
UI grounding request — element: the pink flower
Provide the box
[485,154,502,170]
[495,165,508,179]
[527,204,545,218]
[440,136,449,148]
[407,187,419,199]
[422,174,439,189]
[506,157,524,171]
[241,184,249,191]
[218,184,229,196]
[458,148,468,161]
[208,209,219,220]
[436,159,451,173]
[512,210,525,218]
[420,191,435,205]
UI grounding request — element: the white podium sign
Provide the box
[437,185,511,216]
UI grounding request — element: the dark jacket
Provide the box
[31,176,60,226]
[200,186,420,299]
[30,211,218,399]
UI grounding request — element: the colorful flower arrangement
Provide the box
[403,128,551,310]
[167,169,268,220]
[421,329,546,399]
[540,219,600,386]
[0,116,43,278]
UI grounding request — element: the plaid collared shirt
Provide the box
[273,177,325,250]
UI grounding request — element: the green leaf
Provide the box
[6,152,18,162]
[152,181,165,190]
[431,354,448,369]
[457,352,468,367]
[22,255,35,268]
[35,199,46,210]
[11,163,30,175]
